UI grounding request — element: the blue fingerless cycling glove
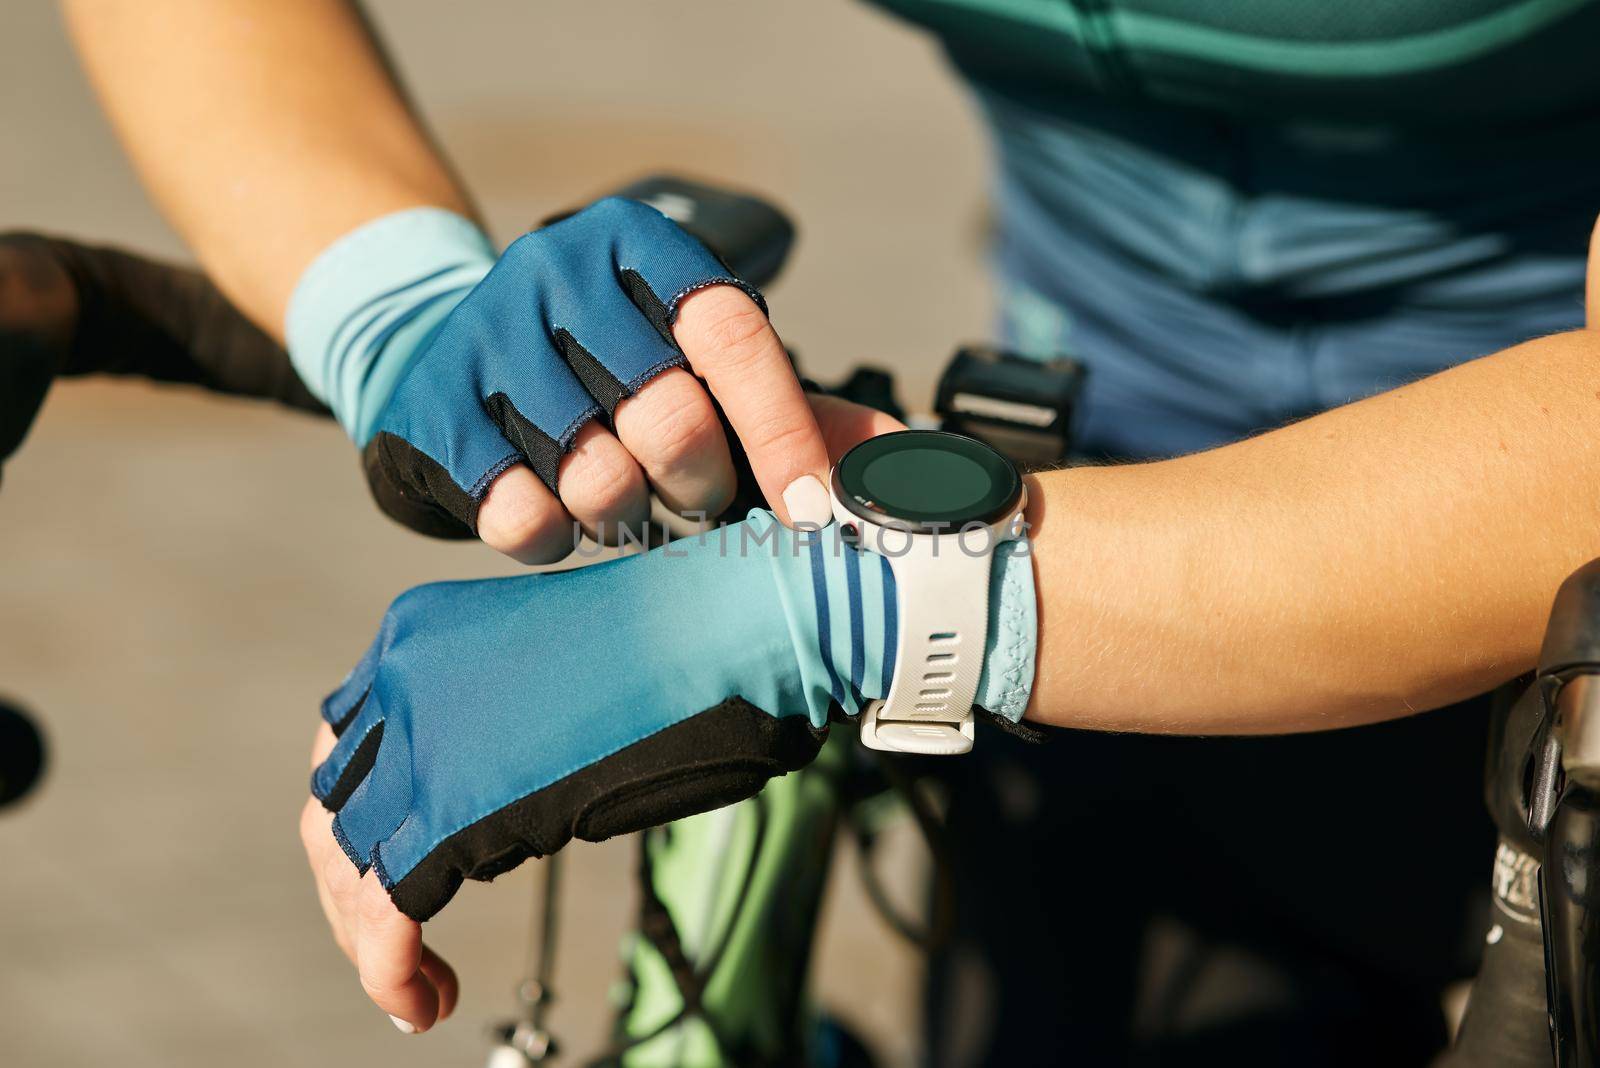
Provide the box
[286,198,759,538]
[312,513,1035,921]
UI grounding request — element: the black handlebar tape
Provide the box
[1542,784,1600,1068]
[0,232,328,461]
[1488,684,1549,852]
[1541,560,1600,682]
[1445,835,1556,1067]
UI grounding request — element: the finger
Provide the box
[365,385,528,538]
[302,796,358,959]
[478,465,577,565]
[418,945,460,1021]
[672,286,831,528]
[329,712,413,878]
[1588,215,1600,329]
[354,874,440,1033]
[315,873,356,958]
[613,366,735,518]
[808,394,908,463]
[322,638,383,734]
[310,722,338,768]
[311,705,384,813]
[555,422,651,544]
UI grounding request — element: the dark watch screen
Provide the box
[833,430,1022,530]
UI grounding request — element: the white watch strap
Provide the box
[857,527,995,755]
[880,531,993,724]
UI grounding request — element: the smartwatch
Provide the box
[829,430,1027,755]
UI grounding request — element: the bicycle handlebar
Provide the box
[1447,560,1600,1068]
[1541,561,1600,682]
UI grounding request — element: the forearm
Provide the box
[61,0,475,338]
[1026,328,1600,733]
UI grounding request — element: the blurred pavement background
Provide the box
[0,2,994,1066]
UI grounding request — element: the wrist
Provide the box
[285,206,495,442]
[1022,461,1238,731]
[759,512,1036,729]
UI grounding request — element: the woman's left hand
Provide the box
[297,392,903,1034]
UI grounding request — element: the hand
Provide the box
[356,198,834,561]
[301,395,901,1033]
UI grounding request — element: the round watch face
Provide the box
[831,430,1022,532]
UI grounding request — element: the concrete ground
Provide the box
[0,3,992,1066]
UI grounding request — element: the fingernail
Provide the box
[390,1015,417,1034]
[782,474,831,528]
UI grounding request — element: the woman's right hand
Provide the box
[326,197,837,559]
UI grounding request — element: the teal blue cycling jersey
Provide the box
[862,0,1600,456]
[866,0,1600,128]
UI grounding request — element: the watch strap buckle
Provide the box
[858,700,975,756]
